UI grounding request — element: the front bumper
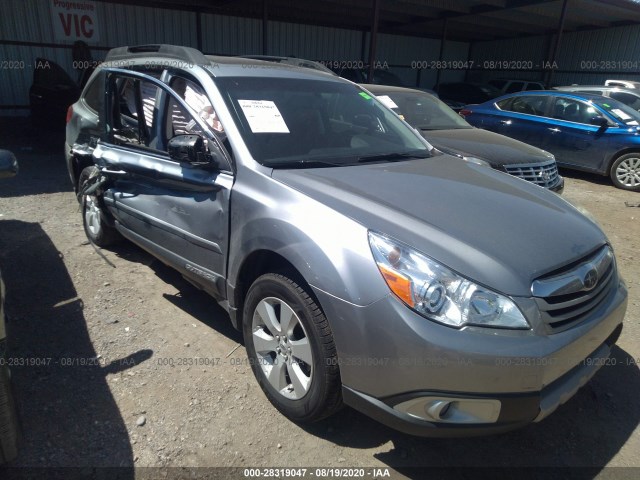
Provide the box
[312,278,627,436]
[343,328,619,437]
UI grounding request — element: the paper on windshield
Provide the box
[377,95,399,109]
[238,100,290,133]
[611,108,632,120]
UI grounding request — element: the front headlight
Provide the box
[368,232,529,330]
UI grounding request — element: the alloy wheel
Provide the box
[251,297,313,400]
[84,195,102,237]
[615,156,640,188]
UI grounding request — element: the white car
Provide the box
[605,79,640,89]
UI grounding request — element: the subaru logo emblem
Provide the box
[583,269,598,290]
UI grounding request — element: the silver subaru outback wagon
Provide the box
[65,45,627,436]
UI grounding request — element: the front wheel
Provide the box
[610,153,640,191]
[79,166,120,247]
[243,273,342,422]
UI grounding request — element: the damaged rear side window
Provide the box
[83,73,104,112]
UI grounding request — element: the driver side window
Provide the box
[552,98,600,124]
[108,74,162,151]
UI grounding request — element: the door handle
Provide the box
[100,168,128,176]
[500,120,512,125]
[548,128,561,133]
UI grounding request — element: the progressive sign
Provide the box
[50,0,100,43]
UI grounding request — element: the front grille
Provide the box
[504,159,559,189]
[532,246,616,332]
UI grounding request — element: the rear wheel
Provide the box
[610,153,640,191]
[79,166,120,247]
[243,273,342,422]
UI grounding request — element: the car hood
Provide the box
[422,128,553,167]
[271,156,606,297]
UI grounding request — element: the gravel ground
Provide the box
[0,118,638,478]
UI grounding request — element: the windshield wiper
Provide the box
[266,159,346,169]
[357,152,430,163]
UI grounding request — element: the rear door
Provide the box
[484,95,552,149]
[95,69,234,297]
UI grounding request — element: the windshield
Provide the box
[214,77,430,167]
[374,90,472,130]
[595,97,640,126]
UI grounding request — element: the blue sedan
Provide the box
[461,91,640,191]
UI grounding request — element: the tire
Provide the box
[243,273,342,422]
[0,365,19,464]
[610,153,640,191]
[79,166,120,247]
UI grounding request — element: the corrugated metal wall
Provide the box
[0,0,198,114]
[2,0,468,115]
[554,24,640,85]
[374,34,469,88]
[201,14,262,55]
[3,0,640,115]
[470,24,640,86]
[265,21,363,60]
[0,0,69,113]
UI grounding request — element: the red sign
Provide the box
[50,0,100,43]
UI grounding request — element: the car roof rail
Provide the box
[105,44,209,65]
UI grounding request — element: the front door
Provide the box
[544,96,611,172]
[95,69,233,297]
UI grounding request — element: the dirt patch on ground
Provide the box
[0,118,638,477]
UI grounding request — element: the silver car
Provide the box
[65,45,627,436]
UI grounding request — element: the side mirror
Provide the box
[168,134,206,163]
[167,134,230,171]
[0,150,18,179]
[589,116,609,128]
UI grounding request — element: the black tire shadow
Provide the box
[0,220,150,473]
[559,167,612,189]
[301,345,639,476]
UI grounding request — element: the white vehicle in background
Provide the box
[605,79,640,89]
[553,85,640,113]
